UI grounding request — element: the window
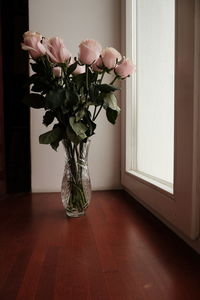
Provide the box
[130,0,175,193]
[122,0,200,240]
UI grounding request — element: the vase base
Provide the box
[66,210,85,218]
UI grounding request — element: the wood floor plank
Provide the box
[88,198,118,273]
[54,216,110,300]
[35,247,59,300]
[0,246,33,300]
[16,246,46,300]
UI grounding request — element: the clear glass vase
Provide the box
[61,139,91,217]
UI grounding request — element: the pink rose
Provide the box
[78,39,102,65]
[115,58,135,78]
[45,37,71,63]
[91,56,103,72]
[72,64,85,75]
[101,47,121,69]
[53,66,62,77]
[21,31,46,59]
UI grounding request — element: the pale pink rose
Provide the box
[78,39,102,65]
[115,58,135,78]
[21,31,46,59]
[101,47,121,69]
[91,56,103,72]
[72,64,85,75]
[23,31,42,39]
[45,37,71,63]
[53,66,62,77]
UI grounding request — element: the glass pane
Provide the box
[135,0,175,185]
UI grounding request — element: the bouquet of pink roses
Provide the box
[21,31,135,150]
[21,31,135,217]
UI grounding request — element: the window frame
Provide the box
[121,0,200,240]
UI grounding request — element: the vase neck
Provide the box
[62,140,90,162]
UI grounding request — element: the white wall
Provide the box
[29,0,121,192]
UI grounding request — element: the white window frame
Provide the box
[121,0,200,240]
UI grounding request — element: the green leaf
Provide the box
[30,60,47,75]
[95,93,104,106]
[60,89,71,114]
[23,93,45,108]
[96,84,119,93]
[88,68,97,85]
[45,89,65,109]
[85,118,96,137]
[39,125,62,144]
[66,125,86,145]
[104,93,120,124]
[67,61,78,75]
[103,93,120,112]
[73,73,86,90]
[66,125,79,144]
[84,111,96,137]
[30,63,41,73]
[89,84,100,102]
[69,116,87,136]
[43,110,55,126]
[27,73,38,84]
[60,87,79,114]
[106,107,119,124]
[50,139,60,151]
[31,76,52,93]
[57,62,68,68]
[75,109,85,122]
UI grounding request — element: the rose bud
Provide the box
[21,31,46,59]
[45,37,71,63]
[72,64,85,75]
[101,47,122,69]
[91,56,103,72]
[53,66,62,77]
[115,58,135,78]
[78,39,102,65]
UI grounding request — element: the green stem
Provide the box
[68,142,78,184]
[92,70,106,121]
[99,70,105,84]
[86,65,89,92]
[109,75,119,85]
[93,103,103,121]
[55,108,66,127]
[92,106,97,120]
[64,141,89,213]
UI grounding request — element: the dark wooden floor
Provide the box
[0,191,200,300]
